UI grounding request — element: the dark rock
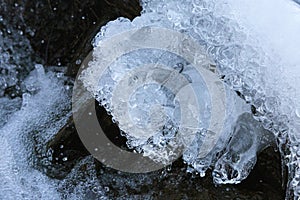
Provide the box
[22,0,141,77]
[93,148,284,199]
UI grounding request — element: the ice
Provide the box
[140,0,300,197]
[221,0,300,196]
[213,113,275,184]
[1,0,299,198]
[81,41,252,166]
[0,62,105,198]
[0,63,110,198]
[0,65,70,199]
[181,83,251,178]
[80,0,300,198]
[81,0,252,176]
[0,97,22,127]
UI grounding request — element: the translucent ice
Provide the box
[1,0,299,199]
[213,113,275,184]
[80,0,300,198]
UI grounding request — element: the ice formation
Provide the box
[0,64,67,199]
[0,0,300,199]
[79,0,300,198]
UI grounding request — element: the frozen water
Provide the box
[221,0,300,197]
[80,0,300,198]
[0,65,69,199]
[81,39,252,167]
[1,0,300,199]
[0,63,107,199]
[213,113,275,184]
[0,97,22,127]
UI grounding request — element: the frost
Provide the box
[0,63,102,198]
[0,97,21,127]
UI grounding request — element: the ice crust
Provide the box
[80,0,300,198]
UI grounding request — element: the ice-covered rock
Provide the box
[80,24,254,171]
[79,0,300,198]
[1,0,299,199]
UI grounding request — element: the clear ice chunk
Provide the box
[213,113,275,184]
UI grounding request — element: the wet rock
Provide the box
[45,116,90,179]
[95,149,284,199]
[0,0,37,98]
[22,0,142,77]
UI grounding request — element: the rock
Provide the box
[22,0,141,77]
